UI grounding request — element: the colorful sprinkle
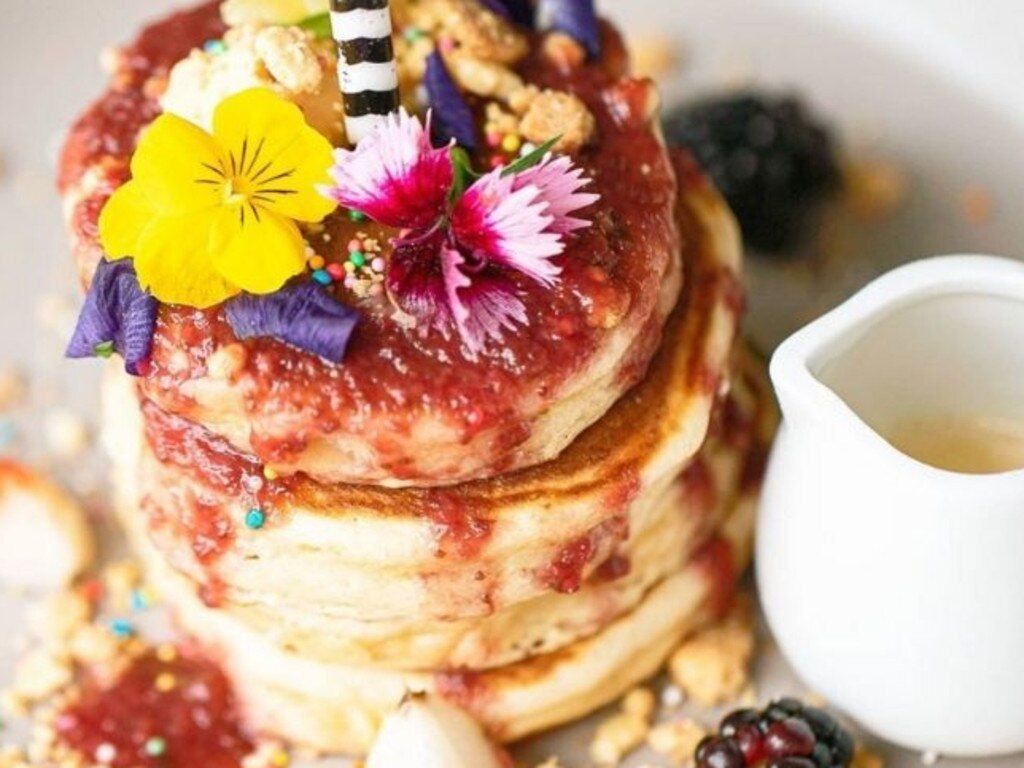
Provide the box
[109,619,134,638]
[263,466,279,481]
[348,210,366,223]
[145,737,167,757]
[245,508,266,530]
[347,238,362,253]
[501,133,522,153]
[489,155,505,170]
[80,578,105,603]
[520,142,537,157]
[203,39,227,55]
[327,263,345,280]
[308,255,325,271]
[156,644,178,663]
[403,27,425,44]
[95,743,117,764]
[438,36,456,54]
[154,672,177,692]
[311,269,333,286]
[93,340,115,358]
[370,257,386,273]
[130,588,152,612]
[271,749,290,767]
[349,251,366,268]
[486,131,502,148]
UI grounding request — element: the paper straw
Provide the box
[330,0,401,144]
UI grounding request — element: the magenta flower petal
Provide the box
[512,153,600,234]
[538,0,601,57]
[386,231,453,332]
[451,168,563,287]
[66,259,158,376]
[225,283,359,363]
[425,52,478,150]
[321,109,453,230]
[442,243,527,354]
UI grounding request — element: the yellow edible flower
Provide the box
[221,0,328,26]
[99,88,336,308]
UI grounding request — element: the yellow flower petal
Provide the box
[213,88,337,222]
[134,211,237,308]
[221,0,327,26]
[98,181,154,259]
[209,207,306,295]
[131,114,225,215]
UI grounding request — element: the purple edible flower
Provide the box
[424,52,478,150]
[538,0,601,58]
[66,259,158,376]
[224,283,359,363]
[478,0,535,26]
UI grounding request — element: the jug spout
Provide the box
[769,254,1024,470]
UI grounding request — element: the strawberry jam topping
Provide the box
[56,650,253,768]
[60,2,679,481]
[420,491,494,559]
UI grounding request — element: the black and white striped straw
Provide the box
[330,0,401,144]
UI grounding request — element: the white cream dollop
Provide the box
[160,23,344,144]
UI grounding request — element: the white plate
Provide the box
[1,1,1023,765]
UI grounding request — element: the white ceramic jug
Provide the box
[758,255,1024,756]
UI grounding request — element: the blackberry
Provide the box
[663,91,841,252]
[696,699,855,768]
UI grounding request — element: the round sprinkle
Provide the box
[501,134,522,153]
[155,673,177,692]
[348,210,366,223]
[520,142,537,157]
[344,276,357,290]
[370,257,386,273]
[343,261,357,274]
[438,36,456,53]
[403,27,425,44]
[156,644,177,663]
[245,508,266,530]
[145,737,167,757]
[263,466,278,481]
[326,263,345,280]
[311,269,332,286]
[95,743,117,764]
[349,251,366,268]
[130,588,151,612]
[203,39,227,55]
[489,155,505,170]
[347,238,362,253]
[109,618,134,638]
[271,750,290,767]
[486,131,502,148]
[308,255,325,271]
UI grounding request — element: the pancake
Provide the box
[126,486,756,755]
[103,168,744,627]
[111,345,772,670]
[60,0,689,488]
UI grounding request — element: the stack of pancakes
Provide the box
[60,2,775,755]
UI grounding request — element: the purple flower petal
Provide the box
[225,283,359,363]
[66,259,158,376]
[538,0,601,57]
[478,0,534,26]
[425,52,478,150]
